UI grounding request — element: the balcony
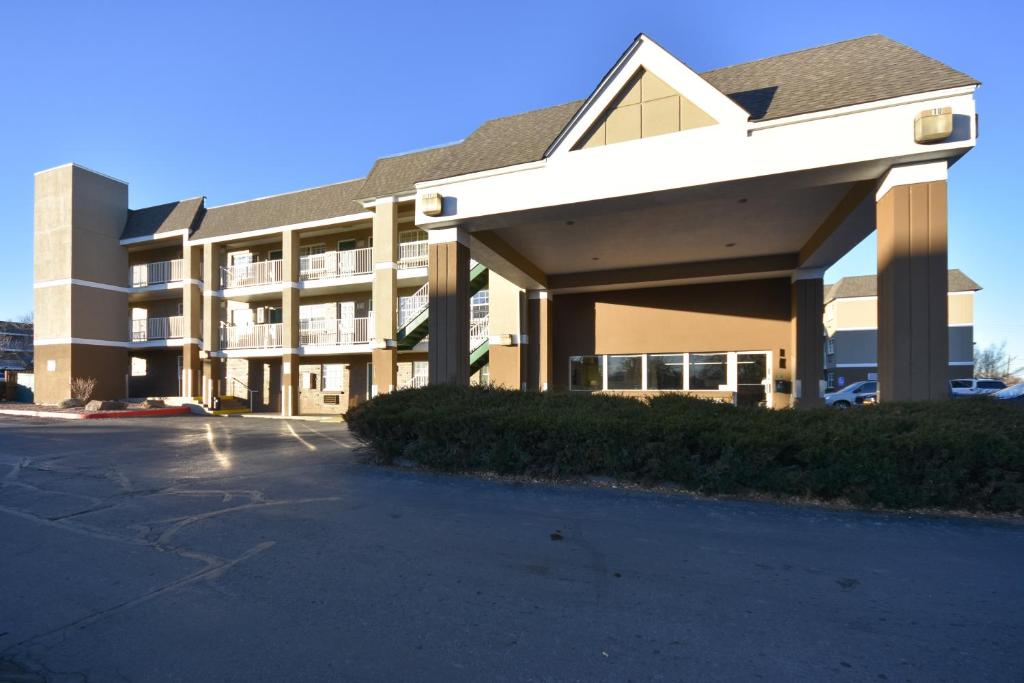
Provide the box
[470,315,489,350]
[398,283,429,327]
[131,259,183,288]
[131,316,183,342]
[300,248,372,281]
[221,260,283,289]
[300,315,373,347]
[220,322,283,350]
[398,240,428,269]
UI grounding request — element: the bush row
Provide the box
[344,385,1024,512]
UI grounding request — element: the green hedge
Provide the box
[344,385,1024,513]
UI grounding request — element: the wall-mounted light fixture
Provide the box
[420,192,444,217]
[914,107,953,144]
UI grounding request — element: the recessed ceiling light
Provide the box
[591,257,600,261]
[737,198,748,204]
[725,243,736,248]
[566,220,575,226]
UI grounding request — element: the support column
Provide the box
[876,162,949,401]
[427,227,470,385]
[181,240,202,399]
[526,290,552,391]
[488,272,528,390]
[371,198,399,395]
[201,242,225,406]
[790,271,825,408]
[281,230,301,415]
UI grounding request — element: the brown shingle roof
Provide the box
[192,179,367,240]
[358,144,460,200]
[121,197,204,240]
[703,34,978,122]
[825,269,980,303]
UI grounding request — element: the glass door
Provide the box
[736,352,770,408]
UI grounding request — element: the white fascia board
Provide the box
[416,88,976,229]
[299,344,373,356]
[187,212,374,246]
[120,229,190,246]
[34,278,131,294]
[546,34,751,157]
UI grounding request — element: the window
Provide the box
[322,364,344,392]
[570,356,603,391]
[689,353,727,390]
[338,239,357,252]
[858,382,877,393]
[399,229,426,243]
[950,379,972,389]
[978,380,1006,390]
[131,357,147,377]
[268,249,283,261]
[300,244,325,258]
[264,307,283,325]
[648,354,685,390]
[228,251,252,267]
[471,289,489,320]
[607,355,643,390]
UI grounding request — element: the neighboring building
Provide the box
[0,321,33,372]
[824,270,980,390]
[33,34,979,411]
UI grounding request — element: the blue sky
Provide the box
[1,1,1020,360]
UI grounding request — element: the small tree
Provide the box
[70,377,97,402]
[974,341,1023,382]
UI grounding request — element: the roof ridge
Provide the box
[205,177,366,210]
[374,140,462,162]
[701,34,885,75]
[129,195,205,213]
[478,98,585,126]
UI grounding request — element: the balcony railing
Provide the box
[219,322,283,350]
[221,260,283,289]
[398,282,429,327]
[470,315,489,350]
[131,259,183,287]
[300,315,373,347]
[398,240,428,269]
[131,316,184,342]
[300,248,373,281]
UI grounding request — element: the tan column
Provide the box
[488,272,527,390]
[282,231,300,415]
[526,291,552,391]
[427,227,470,385]
[201,243,225,406]
[181,241,202,398]
[790,272,825,408]
[876,163,949,401]
[371,198,399,394]
[202,357,225,406]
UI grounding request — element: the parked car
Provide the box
[824,380,877,408]
[949,378,1008,397]
[990,383,1024,403]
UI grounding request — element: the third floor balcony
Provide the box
[131,259,183,288]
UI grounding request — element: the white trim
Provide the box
[528,290,551,300]
[948,322,973,328]
[34,162,128,185]
[34,278,130,294]
[427,227,470,246]
[298,344,374,356]
[949,361,975,366]
[415,160,547,190]
[791,268,825,282]
[35,337,126,348]
[835,363,878,368]
[833,326,879,332]
[211,347,301,359]
[876,161,949,201]
[396,266,428,280]
[375,261,397,270]
[128,338,203,349]
[120,228,190,246]
[187,211,375,246]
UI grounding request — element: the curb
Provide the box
[0,406,192,420]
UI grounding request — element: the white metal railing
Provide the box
[300,315,373,347]
[221,260,283,289]
[131,259,183,287]
[300,248,373,281]
[411,375,428,388]
[398,240,428,269]
[470,315,489,350]
[219,322,283,349]
[399,282,429,327]
[131,316,184,342]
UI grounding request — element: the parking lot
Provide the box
[1,414,1021,682]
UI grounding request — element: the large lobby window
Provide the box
[648,354,685,390]
[607,355,643,390]
[570,356,603,391]
[688,353,727,390]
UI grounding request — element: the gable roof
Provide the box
[703,34,978,122]
[359,144,460,200]
[825,269,980,303]
[121,197,204,240]
[191,179,367,240]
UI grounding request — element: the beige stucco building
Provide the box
[33,34,980,412]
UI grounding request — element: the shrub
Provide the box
[69,376,97,402]
[345,386,1024,513]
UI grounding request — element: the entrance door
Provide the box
[736,352,771,408]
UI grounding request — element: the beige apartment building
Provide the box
[33,34,980,412]
[824,270,980,390]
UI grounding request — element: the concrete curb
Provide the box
[0,406,192,420]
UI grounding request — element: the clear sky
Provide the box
[1,1,1020,360]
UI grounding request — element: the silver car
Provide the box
[824,380,877,408]
[949,378,1007,397]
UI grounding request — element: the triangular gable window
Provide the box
[574,68,717,150]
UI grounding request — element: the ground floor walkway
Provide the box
[0,416,1020,681]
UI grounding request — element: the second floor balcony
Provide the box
[398,240,428,269]
[300,248,372,281]
[221,260,283,289]
[300,315,373,347]
[220,322,283,350]
[131,316,183,342]
[131,259,183,288]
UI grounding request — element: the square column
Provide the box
[488,272,527,390]
[201,243,225,407]
[282,231,301,415]
[202,357,225,406]
[790,271,825,408]
[876,162,949,401]
[372,199,398,394]
[526,291,552,391]
[182,240,202,399]
[427,227,470,385]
